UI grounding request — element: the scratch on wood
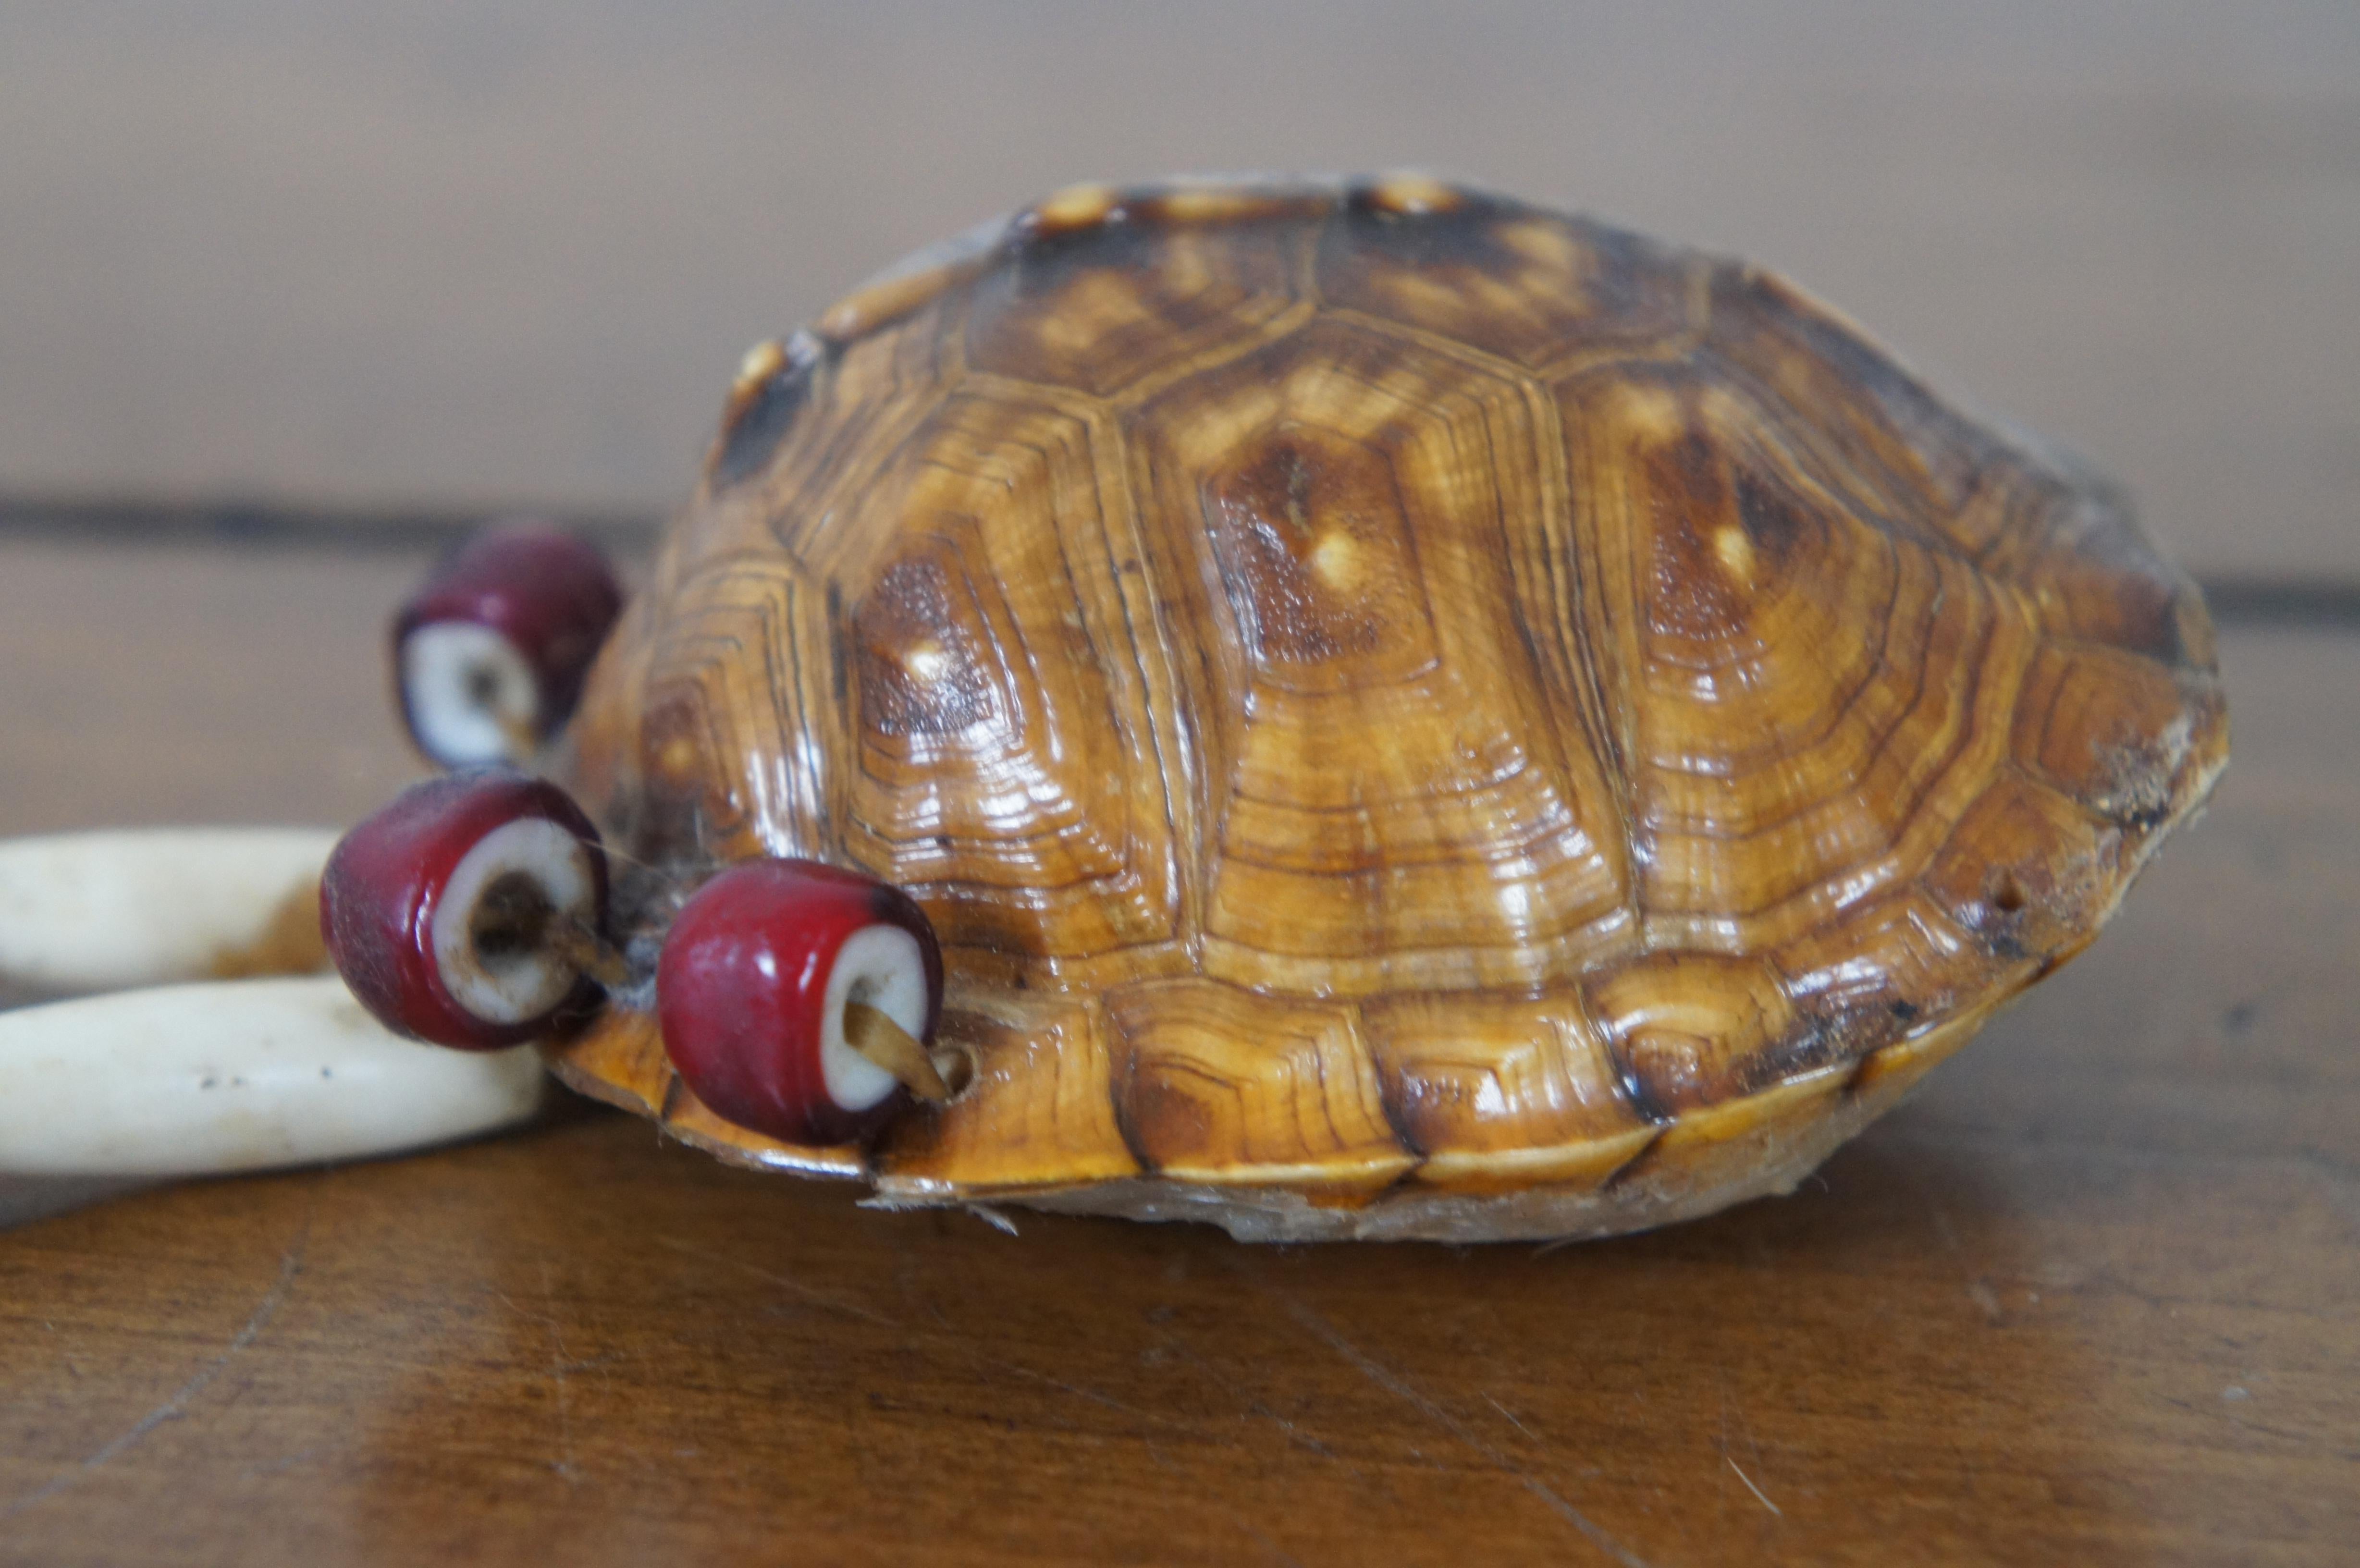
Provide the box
[1915,1169,2007,1325]
[1261,1280,1651,1568]
[1156,1330,1357,1471]
[237,1446,322,1482]
[0,1208,312,1521]
[1726,1454,1782,1516]
[661,1236,1168,1429]
[655,1237,901,1329]
[1242,1523,1308,1568]
[1485,1392,1541,1443]
[1000,1360,1165,1425]
[541,1259,583,1485]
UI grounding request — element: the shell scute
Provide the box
[1565,365,2049,957]
[1921,771,2122,963]
[1699,264,2002,541]
[2011,639,2218,828]
[811,391,1184,968]
[874,990,1139,1195]
[964,206,1303,398]
[1361,990,1658,1194]
[626,554,832,866]
[1132,319,1635,995]
[1318,188,1698,369]
[1772,889,1994,1041]
[1700,263,2218,686]
[1106,980,1414,1196]
[2002,479,2214,670]
[1585,952,1803,1115]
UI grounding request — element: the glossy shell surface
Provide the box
[548,175,2226,1241]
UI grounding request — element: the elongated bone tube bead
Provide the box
[0,975,545,1177]
[0,828,339,1000]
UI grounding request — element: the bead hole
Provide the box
[470,870,556,972]
[933,1046,976,1097]
[1991,874,2028,914]
[465,661,505,710]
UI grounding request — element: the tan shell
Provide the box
[546,175,2226,1242]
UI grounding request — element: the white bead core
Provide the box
[429,817,598,1025]
[401,620,540,766]
[820,923,928,1111]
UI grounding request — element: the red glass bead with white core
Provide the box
[657,859,945,1146]
[321,770,610,1050]
[394,522,623,768]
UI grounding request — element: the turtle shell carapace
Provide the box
[544,175,2226,1242]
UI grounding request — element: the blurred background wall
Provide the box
[2,0,2354,576]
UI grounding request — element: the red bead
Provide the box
[321,770,609,1049]
[657,859,943,1146]
[393,522,624,767]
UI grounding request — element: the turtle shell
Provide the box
[547,175,2226,1242]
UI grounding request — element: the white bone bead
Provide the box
[0,828,341,999]
[0,976,545,1177]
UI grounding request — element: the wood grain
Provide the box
[0,538,2351,1564]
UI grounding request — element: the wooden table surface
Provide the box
[0,537,2353,1565]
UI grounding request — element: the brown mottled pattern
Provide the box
[545,175,2226,1232]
